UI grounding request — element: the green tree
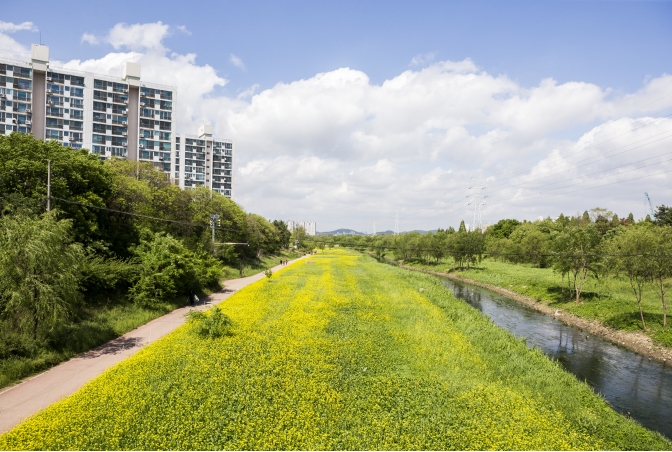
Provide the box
[654,205,672,226]
[552,225,602,303]
[272,220,291,249]
[608,227,655,330]
[0,212,85,340]
[489,218,521,239]
[458,220,466,233]
[651,227,672,327]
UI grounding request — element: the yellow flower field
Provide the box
[0,249,669,450]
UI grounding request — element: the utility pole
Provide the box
[47,159,51,212]
[209,214,220,250]
[645,192,655,218]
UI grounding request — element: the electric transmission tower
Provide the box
[394,211,399,236]
[468,178,486,231]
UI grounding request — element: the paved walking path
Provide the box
[0,256,307,434]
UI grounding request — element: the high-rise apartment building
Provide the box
[287,220,316,236]
[0,44,233,198]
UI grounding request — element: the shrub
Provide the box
[185,306,233,338]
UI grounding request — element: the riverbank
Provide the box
[2,250,668,449]
[399,263,672,365]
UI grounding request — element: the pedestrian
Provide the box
[189,288,195,306]
[280,259,282,266]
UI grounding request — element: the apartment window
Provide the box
[16,91,32,102]
[71,98,84,108]
[159,142,171,151]
[140,87,155,97]
[159,131,171,141]
[46,107,63,117]
[112,82,128,93]
[93,123,106,134]
[112,115,127,125]
[70,87,84,98]
[111,126,126,136]
[93,90,107,101]
[224,143,233,149]
[70,132,83,142]
[46,118,63,129]
[93,102,106,112]
[71,76,85,87]
[140,98,155,109]
[140,151,151,159]
[70,121,84,131]
[15,79,31,90]
[70,110,84,120]
[160,90,172,100]
[94,79,108,90]
[159,111,171,121]
[111,136,126,146]
[46,129,63,140]
[112,93,128,104]
[141,129,153,138]
[140,108,153,118]
[159,100,172,110]
[15,67,31,78]
[140,119,154,128]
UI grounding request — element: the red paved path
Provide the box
[0,256,306,434]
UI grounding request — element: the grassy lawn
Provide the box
[402,258,672,347]
[1,249,668,450]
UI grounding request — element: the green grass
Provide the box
[401,257,672,347]
[1,249,668,450]
[221,249,302,279]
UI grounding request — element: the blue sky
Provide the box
[2,1,672,231]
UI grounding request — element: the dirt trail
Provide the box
[402,264,672,364]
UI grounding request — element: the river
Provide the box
[440,277,672,440]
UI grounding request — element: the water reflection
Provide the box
[442,278,672,440]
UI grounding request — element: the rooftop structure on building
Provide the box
[0,45,233,198]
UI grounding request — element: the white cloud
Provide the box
[176,25,191,35]
[81,33,99,45]
[5,21,672,230]
[410,52,435,67]
[230,53,246,70]
[0,21,38,33]
[80,22,172,52]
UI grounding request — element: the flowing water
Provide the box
[440,278,672,440]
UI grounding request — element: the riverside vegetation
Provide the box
[0,133,300,389]
[323,208,672,348]
[1,249,669,450]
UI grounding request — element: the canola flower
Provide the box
[0,249,670,450]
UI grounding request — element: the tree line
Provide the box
[315,207,672,330]
[0,133,292,353]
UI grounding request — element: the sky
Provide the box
[1,0,672,232]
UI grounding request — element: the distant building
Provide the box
[287,220,316,236]
[0,45,234,198]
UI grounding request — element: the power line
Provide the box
[487,153,672,204]
[50,196,242,233]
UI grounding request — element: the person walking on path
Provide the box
[189,289,195,306]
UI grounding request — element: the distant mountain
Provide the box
[317,228,366,236]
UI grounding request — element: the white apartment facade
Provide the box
[287,220,316,236]
[0,44,233,198]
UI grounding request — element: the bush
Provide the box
[129,230,222,306]
[185,306,233,338]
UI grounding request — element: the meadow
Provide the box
[1,249,669,450]
[401,258,672,347]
